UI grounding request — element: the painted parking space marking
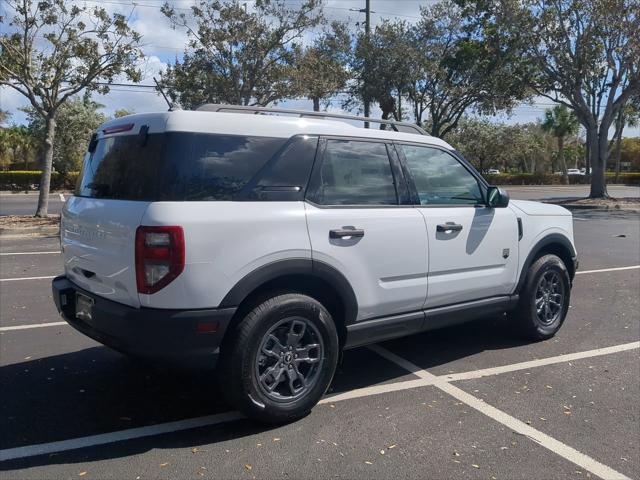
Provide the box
[576,265,640,275]
[0,251,60,256]
[443,341,640,382]
[368,344,633,480]
[1,340,636,463]
[0,275,56,282]
[0,411,244,462]
[0,322,67,332]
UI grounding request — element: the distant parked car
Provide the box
[567,169,584,175]
[487,168,501,174]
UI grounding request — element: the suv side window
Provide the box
[400,144,484,206]
[307,139,398,206]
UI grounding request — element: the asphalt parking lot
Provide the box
[0,208,639,479]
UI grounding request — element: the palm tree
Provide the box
[541,106,579,185]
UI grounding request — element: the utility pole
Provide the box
[351,0,372,127]
[364,0,371,125]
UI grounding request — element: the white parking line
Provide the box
[0,322,67,332]
[0,340,636,463]
[0,275,56,282]
[0,411,244,462]
[0,251,60,256]
[443,341,640,382]
[576,265,640,275]
[368,345,633,480]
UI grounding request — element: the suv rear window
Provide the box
[76,132,287,201]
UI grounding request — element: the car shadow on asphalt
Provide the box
[0,315,530,470]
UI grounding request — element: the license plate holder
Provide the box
[76,293,94,322]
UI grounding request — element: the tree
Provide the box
[25,96,106,175]
[408,1,530,138]
[457,0,640,197]
[293,22,351,111]
[0,109,10,126]
[541,105,579,184]
[349,20,416,122]
[0,125,37,170]
[114,108,135,118]
[160,0,323,110]
[0,0,143,216]
[611,97,640,178]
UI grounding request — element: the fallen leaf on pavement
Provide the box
[78,472,87,477]
[244,464,252,471]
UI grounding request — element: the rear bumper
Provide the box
[52,275,236,369]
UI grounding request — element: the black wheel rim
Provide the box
[255,317,324,402]
[535,270,565,325]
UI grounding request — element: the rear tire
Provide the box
[219,293,339,424]
[510,254,571,340]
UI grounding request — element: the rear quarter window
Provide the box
[76,132,288,201]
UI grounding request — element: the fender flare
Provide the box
[515,233,577,293]
[218,258,358,324]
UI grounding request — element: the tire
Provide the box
[510,254,571,340]
[219,293,339,424]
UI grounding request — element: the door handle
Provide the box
[330,228,365,239]
[436,223,463,233]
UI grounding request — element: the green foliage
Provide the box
[349,20,417,120]
[0,171,79,190]
[160,0,323,109]
[114,108,135,118]
[447,118,551,174]
[24,97,106,174]
[0,0,143,215]
[484,173,640,185]
[0,125,37,170]
[0,109,10,126]
[292,22,351,111]
[0,0,143,114]
[456,0,640,197]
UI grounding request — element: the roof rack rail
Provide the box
[195,104,428,136]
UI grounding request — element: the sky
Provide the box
[1,0,638,138]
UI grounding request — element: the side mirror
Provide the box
[486,186,509,208]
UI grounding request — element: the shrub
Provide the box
[483,172,640,185]
[0,171,79,191]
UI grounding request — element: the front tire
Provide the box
[220,293,339,424]
[511,254,571,340]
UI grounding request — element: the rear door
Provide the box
[396,143,518,308]
[61,129,165,307]
[305,138,428,321]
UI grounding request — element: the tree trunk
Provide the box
[584,127,591,175]
[312,97,320,112]
[35,116,56,217]
[558,136,569,185]
[588,126,608,198]
[613,111,624,182]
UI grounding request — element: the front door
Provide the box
[397,143,519,308]
[305,138,429,321]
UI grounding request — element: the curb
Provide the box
[0,225,60,237]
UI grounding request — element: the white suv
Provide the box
[52,105,578,423]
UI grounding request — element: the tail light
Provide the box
[135,226,185,294]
